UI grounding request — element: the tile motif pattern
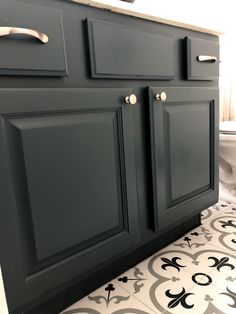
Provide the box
[61,200,236,314]
[117,267,147,294]
[87,283,130,307]
[146,248,236,313]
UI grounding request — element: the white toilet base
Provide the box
[219,182,236,203]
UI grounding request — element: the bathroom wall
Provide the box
[220,34,236,121]
[0,266,8,314]
[75,0,234,33]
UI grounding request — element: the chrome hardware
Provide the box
[197,55,217,63]
[155,92,167,102]
[125,94,137,105]
[0,27,49,44]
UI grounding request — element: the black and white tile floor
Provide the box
[61,200,236,314]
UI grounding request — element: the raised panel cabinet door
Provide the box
[149,87,219,231]
[0,88,139,312]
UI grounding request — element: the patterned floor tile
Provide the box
[60,280,157,314]
[201,200,230,224]
[115,244,235,313]
[115,250,195,313]
[171,246,236,277]
[115,246,236,314]
[207,252,236,292]
[171,225,214,254]
[201,211,236,253]
[60,200,236,314]
[162,282,236,314]
[171,202,236,255]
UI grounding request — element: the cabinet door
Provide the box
[149,87,218,231]
[0,88,139,312]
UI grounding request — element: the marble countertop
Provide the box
[71,0,225,36]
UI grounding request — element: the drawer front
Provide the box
[0,1,67,76]
[87,19,175,80]
[185,36,219,80]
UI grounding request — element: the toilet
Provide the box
[219,120,236,195]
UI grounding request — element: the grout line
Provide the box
[114,280,158,314]
[206,278,236,293]
[201,204,231,225]
[205,242,235,256]
[201,210,226,225]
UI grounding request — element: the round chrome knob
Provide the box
[125,94,137,105]
[155,92,167,102]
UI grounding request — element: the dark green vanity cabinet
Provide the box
[149,87,219,231]
[0,0,219,313]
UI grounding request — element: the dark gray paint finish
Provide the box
[0,0,219,88]
[87,19,175,80]
[149,87,218,230]
[0,0,67,76]
[0,88,139,310]
[0,0,220,313]
[167,103,210,199]
[8,112,125,261]
[185,36,219,80]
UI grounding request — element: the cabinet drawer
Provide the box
[0,1,67,76]
[185,36,219,80]
[87,19,175,80]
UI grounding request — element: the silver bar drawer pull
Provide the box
[197,55,217,63]
[0,27,49,44]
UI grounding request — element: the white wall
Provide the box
[0,266,8,314]
[79,0,236,34]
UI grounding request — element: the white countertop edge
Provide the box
[72,0,223,36]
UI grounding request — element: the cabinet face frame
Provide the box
[0,88,139,311]
[148,87,219,231]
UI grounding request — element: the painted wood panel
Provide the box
[149,87,219,231]
[0,1,67,76]
[0,88,139,311]
[185,37,219,80]
[87,19,175,80]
